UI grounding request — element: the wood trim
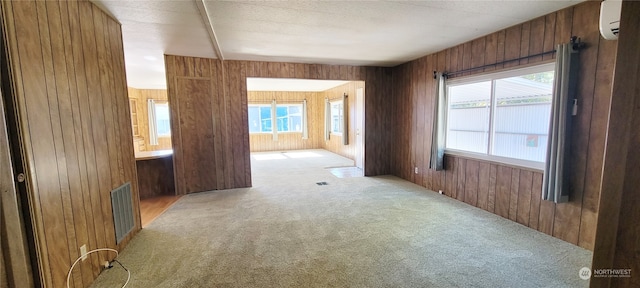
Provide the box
[0,47,34,288]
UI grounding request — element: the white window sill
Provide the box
[444,149,544,172]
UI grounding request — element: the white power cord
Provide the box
[66,248,131,288]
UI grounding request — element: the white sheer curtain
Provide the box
[429,72,446,171]
[271,100,278,141]
[147,99,158,146]
[302,99,308,139]
[342,93,348,145]
[543,42,579,203]
[324,98,330,141]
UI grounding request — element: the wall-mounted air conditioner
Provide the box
[600,0,622,40]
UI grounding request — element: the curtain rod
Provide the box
[442,50,556,78]
[441,36,584,78]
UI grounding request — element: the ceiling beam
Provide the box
[195,0,224,60]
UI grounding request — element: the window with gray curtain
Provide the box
[542,42,580,203]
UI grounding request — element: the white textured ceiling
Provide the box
[91,0,217,89]
[92,0,584,89]
[247,78,350,92]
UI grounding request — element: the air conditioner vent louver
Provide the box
[111,182,134,244]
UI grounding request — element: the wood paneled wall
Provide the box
[166,56,392,194]
[591,1,640,287]
[320,81,364,161]
[1,1,140,287]
[127,87,172,151]
[390,1,617,250]
[247,91,323,152]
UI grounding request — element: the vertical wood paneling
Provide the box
[579,35,617,250]
[487,164,497,213]
[591,2,640,287]
[456,158,466,202]
[477,162,490,210]
[503,25,521,68]
[464,160,479,206]
[528,16,546,64]
[529,172,543,230]
[516,171,533,226]
[495,166,512,218]
[167,57,392,193]
[177,78,216,193]
[1,1,140,287]
[508,170,520,222]
[389,1,615,250]
[519,22,531,65]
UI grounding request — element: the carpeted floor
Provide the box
[91,149,591,288]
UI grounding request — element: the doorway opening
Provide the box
[246,78,365,178]
[127,86,179,227]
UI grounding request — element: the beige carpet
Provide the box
[91,149,591,288]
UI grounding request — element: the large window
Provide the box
[446,63,554,166]
[330,100,343,134]
[154,102,171,137]
[248,104,303,133]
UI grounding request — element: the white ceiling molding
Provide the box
[195,0,224,60]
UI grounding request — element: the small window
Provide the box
[331,101,343,135]
[446,63,554,166]
[154,102,171,137]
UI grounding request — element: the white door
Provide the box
[355,87,364,169]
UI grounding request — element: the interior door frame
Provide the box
[0,57,37,287]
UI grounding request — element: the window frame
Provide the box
[275,103,303,133]
[248,103,304,134]
[330,100,344,136]
[444,62,555,171]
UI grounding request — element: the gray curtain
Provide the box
[542,43,579,203]
[302,99,308,139]
[342,93,348,145]
[147,99,159,146]
[429,72,446,171]
[324,98,330,141]
[271,100,278,141]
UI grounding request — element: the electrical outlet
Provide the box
[414,167,419,174]
[80,245,87,261]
